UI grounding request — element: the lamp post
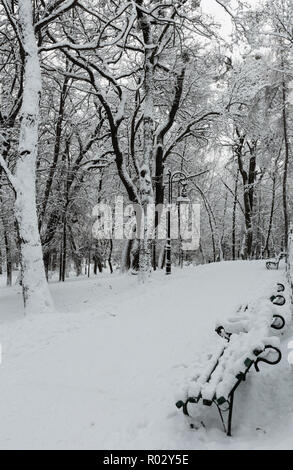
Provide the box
[165,169,190,275]
[177,180,190,268]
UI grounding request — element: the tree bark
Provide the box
[61,216,67,282]
[282,80,289,249]
[108,239,113,274]
[14,0,54,313]
[235,132,256,260]
[3,226,12,286]
[232,169,239,260]
[136,3,155,276]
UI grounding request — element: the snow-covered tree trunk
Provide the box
[136,4,154,276]
[286,223,293,309]
[14,0,54,314]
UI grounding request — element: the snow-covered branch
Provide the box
[35,0,78,32]
[0,154,17,192]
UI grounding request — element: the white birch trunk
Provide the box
[14,0,54,314]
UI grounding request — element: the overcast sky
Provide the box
[201,0,233,38]
[201,0,260,38]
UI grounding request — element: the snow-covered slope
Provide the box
[0,260,292,449]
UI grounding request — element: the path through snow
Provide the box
[0,260,292,449]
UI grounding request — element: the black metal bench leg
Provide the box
[215,403,227,434]
[227,392,234,437]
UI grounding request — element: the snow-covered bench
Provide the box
[266,252,286,270]
[215,288,286,338]
[176,288,285,436]
[176,331,281,436]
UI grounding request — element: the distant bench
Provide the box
[266,253,287,270]
[176,285,285,436]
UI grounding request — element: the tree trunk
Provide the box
[154,143,165,269]
[232,170,239,260]
[14,0,54,313]
[0,246,2,275]
[60,217,67,282]
[282,81,289,249]
[108,239,113,274]
[69,230,82,276]
[94,254,103,274]
[242,189,253,259]
[220,192,228,260]
[236,134,256,260]
[158,244,166,269]
[43,250,50,281]
[265,187,275,257]
[136,2,154,276]
[263,147,282,257]
[3,227,12,286]
[0,198,13,286]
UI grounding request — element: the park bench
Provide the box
[176,285,285,436]
[215,287,286,337]
[266,252,287,270]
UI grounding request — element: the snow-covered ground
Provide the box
[0,260,292,450]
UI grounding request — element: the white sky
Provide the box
[201,0,261,39]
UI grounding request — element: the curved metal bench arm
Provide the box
[215,326,231,341]
[254,345,282,372]
[277,283,285,292]
[266,261,279,270]
[271,314,286,330]
[270,294,286,306]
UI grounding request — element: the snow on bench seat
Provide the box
[215,294,286,336]
[180,299,281,405]
[179,342,228,402]
[200,329,280,403]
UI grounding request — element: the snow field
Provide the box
[0,260,292,449]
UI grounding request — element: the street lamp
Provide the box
[165,169,190,275]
